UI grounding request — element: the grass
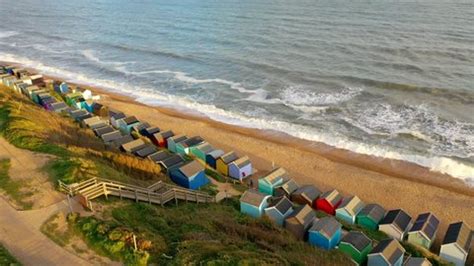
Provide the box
[0,244,21,266]
[0,159,33,209]
[205,169,226,183]
[40,213,74,247]
[401,242,451,266]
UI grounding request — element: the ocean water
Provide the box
[0,0,473,183]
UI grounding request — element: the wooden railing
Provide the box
[59,177,215,209]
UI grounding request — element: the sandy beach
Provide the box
[3,61,474,257]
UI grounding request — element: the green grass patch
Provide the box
[205,169,226,183]
[0,244,21,266]
[0,159,33,209]
[401,242,451,266]
[43,157,82,185]
[40,213,74,247]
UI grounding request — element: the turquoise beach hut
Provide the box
[176,136,204,155]
[264,196,294,226]
[189,142,213,163]
[240,189,271,218]
[117,116,141,134]
[167,135,188,153]
[169,160,208,190]
[258,167,287,195]
[308,217,342,250]
[367,239,405,266]
[356,204,386,230]
[335,196,365,225]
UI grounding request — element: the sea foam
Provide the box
[1,52,473,184]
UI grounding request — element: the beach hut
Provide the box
[176,136,204,155]
[109,110,126,128]
[379,209,412,241]
[29,74,44,86]
[81,116,101,128]
[308,217,342,250]
[407,212,440,249]
[274,179,299,198]
[38,94,55,107]
[160,155,185,171]
[356,204,386,230]
[31,89,49,104]
[284,205,316,241]
[264,196,294,226]
[315,189,343,215]
[94,125,115,137]
[167,134,188,153]
[49,102,69,113]
[131,122,150,135]
[117,116,141,134]
[135,144,158,158]
[367,239,405,266]
[169,160,208,190]
[83,100,94,113]
[64,92,83,106]
[240,189,272,218]
[148,150,173,164]
[189,142,213,162]
[120,139,147,154]
[140,126,160,138]
[150,130,174,147]
[24,85,40,98]
[4,76,17,88]
[228,156,252,181]
[258,167,287,195]
[439,221,472,266]
[91,103,108,117]
[335,196,365,224]
[404,257,432,266]
[101,131,125,144]
[206,149,224,169]
[216,151,239,176]
[69,109,92,122]
[56,82,70,94]
[339,231,372,265]
[291,184,321,206]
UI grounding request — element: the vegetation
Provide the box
[0,159,33,209]
[205,169,226,183]
[0,244,21,266]
[40,213,74,247]
[401,242,451,266]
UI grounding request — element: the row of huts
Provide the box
[0,65,250,190]
[240,167,472,266]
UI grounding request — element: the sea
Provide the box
[0,0,473,184]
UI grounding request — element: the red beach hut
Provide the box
[315,189,343,215]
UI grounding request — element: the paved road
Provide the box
[0,197,90,266]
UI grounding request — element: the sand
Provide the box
[2,61,474,258]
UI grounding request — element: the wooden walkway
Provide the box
[59,178,215,209]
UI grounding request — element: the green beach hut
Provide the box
[189,142,213,163]
[258,167,287,195]
[356,204,386,230]
[339,231,372,265]
[407,212,439,250]
[176,136,204,155]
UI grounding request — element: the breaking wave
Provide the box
[0,31,19,39]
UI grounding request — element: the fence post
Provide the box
[135,190,138,202]
[103,183,108,200]
[174,190,178,206]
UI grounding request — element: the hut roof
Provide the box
[121,139,146,152]
[169,134,187,143]
[370,239,405,265]
[69,109,89,119]
[94,126,115,136]
[26,85,40,93]
[179,136,204,148]
[267,196,293,215]
[207,149,225,160]
[288,205,315,226]
[292,185,321,202]
[404,257,432,266]
[442,221,472,252]
[123,116,139,125]
[92,102,104,111]
[240,189,269,207]
[310,217,341,239]
[320,189,342,206]
[231,156,251,168]
[195,142,213,153]
[161,155,184,169]
[132,122,150,132]
[337,196,364,216]
[220,151,238,164]
[178,160,204,178]
[358,204,386,222]
[135,144,158,158]
[261,167,287,185]
[277,179,299,195]
[50,102,68,110]
[143,126,160,135]
[380,209,412,233]
[148,150,172,163]
[108,134,132,145]
[341,231,371,252]
[155,130,174,140]
[409,213,439,240]
[82,116,102,126]
[109,109,126,119]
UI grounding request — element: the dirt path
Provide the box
[0,197,91,266]
[0,137,63,209]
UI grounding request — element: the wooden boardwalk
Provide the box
[59,178,215,209]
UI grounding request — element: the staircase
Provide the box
[59,177,215,210]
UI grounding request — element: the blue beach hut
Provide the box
[169,160,208,190]
[258,167,287,195]
[240,189,271,218]
[308,217,342,250]
[206,149,224,169]
[264,196,294,226]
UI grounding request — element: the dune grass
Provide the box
[0,244,21,266]
[0,159,33,209]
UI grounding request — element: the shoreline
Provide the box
[3,60,474,251]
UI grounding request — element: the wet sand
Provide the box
[3,61,474,258]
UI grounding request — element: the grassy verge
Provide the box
[401,242,450,266]
[40,213,75,247]
[0,244,21,266]
[205,169,226,183]
[0,159,33,209]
